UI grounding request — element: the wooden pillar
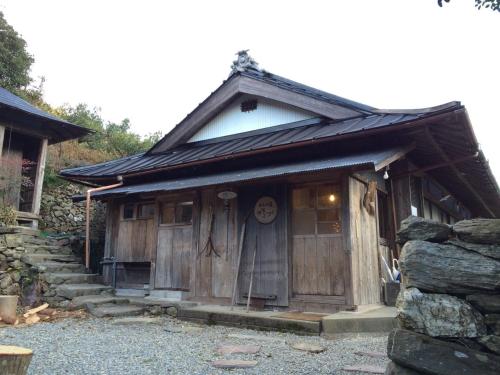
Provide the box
[31,138,48,228]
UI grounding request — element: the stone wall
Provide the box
[386,217,500,374]
[40,183,106,241]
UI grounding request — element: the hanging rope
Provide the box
[198,205,221,258]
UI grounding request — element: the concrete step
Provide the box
[43,273,98,285]
[69,295,130,309]
[56,284,112,299]
[87,303,145,318]
[35,262,85,273]
[21,253,80,265]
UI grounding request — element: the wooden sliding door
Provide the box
[291,183,345,297]
[155,199,193,290]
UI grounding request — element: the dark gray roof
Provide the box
[84,147,403,200]
[60,105,457,179]
[240,68,375,113]
[0,87,91,143]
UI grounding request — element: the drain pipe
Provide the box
[85,176,123,270]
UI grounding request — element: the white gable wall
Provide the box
[188,95,316,143]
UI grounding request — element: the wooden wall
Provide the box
[194,189,238,299]
[116,217,155,262]
[348,176,381,306]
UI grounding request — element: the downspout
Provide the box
[85,176,123,270]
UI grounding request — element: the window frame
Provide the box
[291,182,342,237]
[159,200,194,227]
[121,201,156,221]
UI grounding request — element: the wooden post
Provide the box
[0,124,5,162]
[0,346,33,375]
[31,138,48,228]
[246,236,257,313]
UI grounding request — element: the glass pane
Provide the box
[318,185,341,208]
[123,203,135,219]
[137,203,155,219]
[317,208,340,222]
[292,209,315,235]
[160,203,175,224]
[292,188,314,209]
[175,202,193,224]
[318,221,341,234]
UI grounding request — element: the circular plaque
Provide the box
[254,196,278,224]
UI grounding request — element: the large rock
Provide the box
[453,219,500,245]
[397,288,486,337]
[447,239,500,260]
[387,329,500,375]
[466,295,500,313]
[478,336,500,355]
[385,361,424,375]
[399,240,500,294]
[397,216,451,244]
[485,314,500,335]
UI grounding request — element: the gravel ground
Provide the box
[0,316,389,375]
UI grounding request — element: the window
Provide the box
[292,184,341,235]
[137,203,155,219]
[123,203,135,219]
[160,201,193,225]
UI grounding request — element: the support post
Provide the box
[31,138,48,228]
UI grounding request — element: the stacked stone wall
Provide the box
[386,217,500,374]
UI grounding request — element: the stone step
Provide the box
[21,253,80,265]
[56,284,112,299]
[69,295,130,309]
[87,303,145,318]
[35,262,86,273]
[24,246,73,256]
[42,273,98,285]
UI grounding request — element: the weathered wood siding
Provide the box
[237,184,288,307]
[349,176,381,305]
[195,189,238,298]
[115,217,155,262]
[103,201,121,284]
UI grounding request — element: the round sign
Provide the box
[254,196,278,224]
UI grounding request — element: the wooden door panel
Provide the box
[155,228,173,288]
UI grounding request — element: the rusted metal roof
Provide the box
[60,107,452,179]
[0,87,91,143]
[83,147,405,200]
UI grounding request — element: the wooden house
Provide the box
[0,87,90,227]
[61,52,500,312]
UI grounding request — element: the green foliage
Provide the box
[438,0,500,11]
[0,11,34,91]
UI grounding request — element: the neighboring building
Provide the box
[0,87,90,227]
[61,52,500,312]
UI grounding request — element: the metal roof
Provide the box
[61,107,453,179]
[0,87,91,143]
[86,147,403,200]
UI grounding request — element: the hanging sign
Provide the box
[254,196,278,224]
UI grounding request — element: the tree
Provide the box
[438,0,500,12]
[0,12,34,91]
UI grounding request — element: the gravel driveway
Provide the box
[0,316,389,375]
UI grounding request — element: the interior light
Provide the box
[329,194,335,202]
[383,170,389,180]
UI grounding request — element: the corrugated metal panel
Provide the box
[88,147,402,199]
[188,95,315,142]
[61,112,427,178]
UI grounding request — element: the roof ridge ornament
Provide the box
[230,50,260,74]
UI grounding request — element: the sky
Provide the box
[1,0,500,180]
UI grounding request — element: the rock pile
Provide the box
[386,217,500,374]
[40,183,106,238]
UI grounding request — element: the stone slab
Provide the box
[290,342,325,353]
[44,273,97,285]
[212,360,257,369]
[322,306,397,334]
[111,317,163,325]
[56,284,112,299]
[69,295,130,309]
[87,304,144,318]
[342,364,385,374]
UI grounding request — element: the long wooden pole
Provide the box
[246,236,257,313]
[230,212,250,309]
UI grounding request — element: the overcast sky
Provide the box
[2,0,499,179]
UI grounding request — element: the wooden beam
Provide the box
[0,124,5,161]
[423,127,494,218]
[374,143,415,171]
[31,138,48,227]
